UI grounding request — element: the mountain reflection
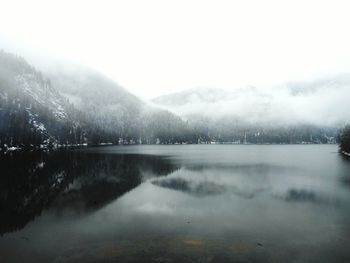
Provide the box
[284,189,317,202]
[151,165,277,199]
[151,164,348,208]
[0,151,178,235]
[152,177,226,197]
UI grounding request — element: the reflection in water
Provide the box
[0,151,179,235]
[152,177,226,197]
[151,164,280,199]
[151,162,349,207]
[1,145,350,263]
[340,157,350,189]
[284,189,317,202]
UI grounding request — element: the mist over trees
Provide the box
[0,49,343,151]
[152,86,340,144]
[189,115,337,144]
[0,50,198,150]
[46,65,198,144]
[152,81,350,127]
[0,50,82,148]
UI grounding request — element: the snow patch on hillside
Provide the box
[15,73,68,120]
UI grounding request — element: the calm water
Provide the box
[1,145,350,263]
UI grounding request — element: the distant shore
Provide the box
[0,142,339,155]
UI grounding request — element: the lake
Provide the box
[1,145,350,263]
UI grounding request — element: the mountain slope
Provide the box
[340,125,350,155]
[0,50,91,150]
[0,50,198,150]
[1,49,342,148]
[152,78,350,127]
[44,63,198,143]
[152,85,344,143]
[46,66,144,138]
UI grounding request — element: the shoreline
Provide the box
[342,150,350,157]
[0,142,339,155]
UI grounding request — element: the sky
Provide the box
[1,0,350,99]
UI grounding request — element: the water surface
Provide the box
[1,145,350,262]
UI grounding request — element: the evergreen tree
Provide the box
[340,125,350,154]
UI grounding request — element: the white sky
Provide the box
[1,0,350,99]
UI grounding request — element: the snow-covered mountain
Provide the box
[0,49,345,149]
[46,66,144,138]
[0,52,69,120]
[151,79,350,143]
[152,78,350,127]
[0,50,88,149]
[43,63,197,143]
[0,50,197,150]
[152,86,274,124]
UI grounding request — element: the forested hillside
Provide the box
[46,65,197,144]
[0,50,197,151]
[152,87,340,144]
[0,50,94,150]
[340,125,350,155]
[0,50,343,152]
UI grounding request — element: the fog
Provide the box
[152,75,350,127]
[1,41,349,128]
[1,0,350,99]
[1,0,350,145]
[2,2,350,261]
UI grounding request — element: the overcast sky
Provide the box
[1,0,350,98]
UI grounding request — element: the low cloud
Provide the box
[152,77,350,127]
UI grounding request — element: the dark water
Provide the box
[1,145,350,263]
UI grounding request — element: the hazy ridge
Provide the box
[0,49,345,151]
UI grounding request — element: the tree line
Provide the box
[340,125,350,155]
